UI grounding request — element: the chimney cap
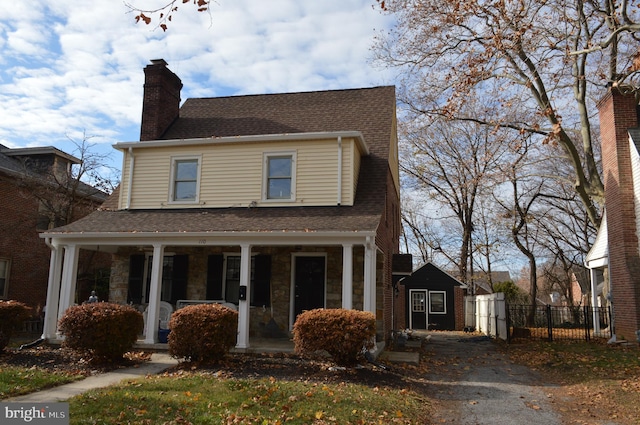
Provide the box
[150,59,168,66]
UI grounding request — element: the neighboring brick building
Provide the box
[587,87,640,341]
[0,145,108,315]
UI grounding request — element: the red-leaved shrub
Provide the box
[0,301,32,351]
[168,303,238,363]
[293,308,376,366]
[58,303,143,363]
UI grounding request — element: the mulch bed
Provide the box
[1,339,428,392]
[1,344,152,376]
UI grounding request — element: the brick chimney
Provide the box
[140,59,183,141]
[597,87,640,340]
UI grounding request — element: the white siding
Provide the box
[630,138,640,250]
[121,137,363,209]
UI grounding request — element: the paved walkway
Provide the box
[4,353,178,403]
[418,331,564,425]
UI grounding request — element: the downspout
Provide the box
[126,147,135,209]
[337,136,342,206]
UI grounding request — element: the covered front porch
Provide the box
[41,231,384,350]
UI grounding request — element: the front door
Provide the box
[410,290,428,329]
[293,256,326,319]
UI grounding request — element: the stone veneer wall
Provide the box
[108,244,367,337]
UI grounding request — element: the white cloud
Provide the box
[0,0,395,170]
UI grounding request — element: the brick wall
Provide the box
[376,166,401,343]
[597,88,640,340]
[140,59,183,141]
[0,172,108,314]
[454,286,465,330]
[0,175,49,314]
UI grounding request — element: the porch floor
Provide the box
[133,337,296,354]
[133,337,387,359]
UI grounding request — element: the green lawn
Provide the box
[68,372,429,424]
[0,366,82,399]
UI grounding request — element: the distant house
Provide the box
[586,88,640,341]
[0,145,107,314]
[396,262,466,331]
[41,59,404,348]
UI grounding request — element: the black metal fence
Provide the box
[506,304,612,342]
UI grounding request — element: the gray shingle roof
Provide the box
[48,86,396,235]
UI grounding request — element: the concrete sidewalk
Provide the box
[4,353,178,403]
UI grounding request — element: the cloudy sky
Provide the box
[0,0,395,175]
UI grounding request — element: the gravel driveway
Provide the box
[418,331,563,424]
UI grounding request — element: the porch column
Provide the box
[363,238,376,314]
[342,244,353,309]
[236,243,252,349]
[57,244,79,321]
[590,268,601,335]
[42,241,64,339]
[144,244,165,343]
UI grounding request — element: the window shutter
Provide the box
[206,255,224,300]
[252,255,271,307]
[171,255,188,304]
[128,255,145,304]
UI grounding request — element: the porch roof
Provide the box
[41,204,382,236]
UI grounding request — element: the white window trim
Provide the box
[168,155,202,204]
[262,151,296,202]
[429,291,447,314]
[0,258,9,299]
[410,290,426,313]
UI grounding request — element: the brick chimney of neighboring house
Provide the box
[140,59,183,141]
[597,87,640,340]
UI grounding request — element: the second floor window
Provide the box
[264,152,295,201]
[170,156,201,203]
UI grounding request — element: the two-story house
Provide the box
[0,145,108,315]
[40,59,402,349]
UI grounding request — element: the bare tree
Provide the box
[400,111,512,285]
[374,0,640,228]
[473,197,509,291]
[125,0,210,31]
[15,134,117,230]
[493,139,548,320]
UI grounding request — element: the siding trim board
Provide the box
[115,131,369,154]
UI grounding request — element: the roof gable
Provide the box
[402,261,466,288]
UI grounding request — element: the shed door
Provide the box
[410,289,428,329]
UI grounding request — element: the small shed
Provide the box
[400,262,466,331]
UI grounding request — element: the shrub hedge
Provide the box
[293,308,376,366]
[168,303,238,363]
[0,301,32,351]
[58,303,143,363]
